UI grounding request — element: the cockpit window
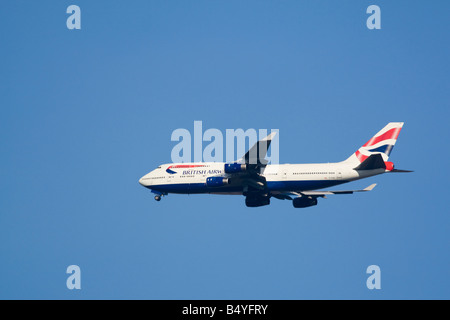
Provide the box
[157,166,161,169]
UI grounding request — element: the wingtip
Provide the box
[364,183,377,191]
[262,131,277,141]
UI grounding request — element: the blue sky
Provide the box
[1,1,449,299]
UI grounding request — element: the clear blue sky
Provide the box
[1,0,449,299]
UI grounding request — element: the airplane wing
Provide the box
[272,184,377,200]
[222,132,277,194]
[239,132,277,167]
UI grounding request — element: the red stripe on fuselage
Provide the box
[168,165,206,169]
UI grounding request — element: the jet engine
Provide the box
[206,177,230,187]
[245,195,270,207]
[224,163,247,174]
[293,196,318,208]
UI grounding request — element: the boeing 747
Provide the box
[139,123,411,208]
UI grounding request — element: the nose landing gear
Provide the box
[151,191,165,202]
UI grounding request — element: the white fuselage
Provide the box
[138,162,385,195]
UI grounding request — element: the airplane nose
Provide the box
[139,175,148,186]
[139,172,154,187]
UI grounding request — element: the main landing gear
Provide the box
[154,195,161,201]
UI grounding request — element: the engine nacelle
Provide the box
[224,163,247,174]
[293,197,317,208]
[245,195,270,207]
[206,177,229,187]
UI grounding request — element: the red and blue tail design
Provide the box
[345,122,404,164]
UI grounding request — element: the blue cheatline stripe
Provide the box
[146,180,349,194]
[166,168,177,174]
[367,144,394,156]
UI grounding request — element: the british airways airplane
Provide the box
[139,122,411,208]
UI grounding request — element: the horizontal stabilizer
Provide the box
[390,169,414,173]
[354,154,385,171]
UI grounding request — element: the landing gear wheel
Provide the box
[154,195,161,201]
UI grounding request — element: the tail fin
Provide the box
[343,122,404,165]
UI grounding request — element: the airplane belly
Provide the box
[267,179,348,191]
[149,182,244,194]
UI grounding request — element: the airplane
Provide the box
[139,122,412,208]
